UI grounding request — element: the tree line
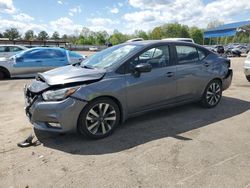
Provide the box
[0,22,249,45]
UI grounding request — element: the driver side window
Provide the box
[131,46,170,70]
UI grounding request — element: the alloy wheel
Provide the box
[206,82,221,106]
[85,103,117,135]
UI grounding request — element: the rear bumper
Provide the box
[25,92,86,133]
[222,69,233,91]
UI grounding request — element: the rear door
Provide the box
[174,45,211,101]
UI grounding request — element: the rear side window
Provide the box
[24,49,50,59]
[47,49,66,58]
[24,49,65,59]
[176,45,199,64]
[68,51,82,58]
[10,47,23,52]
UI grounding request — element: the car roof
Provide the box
[125,40,198,47]
[124,40,210,53]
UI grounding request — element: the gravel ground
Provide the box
[0,56,249,188]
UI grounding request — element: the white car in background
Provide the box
[162,38,195,43]
[0,45,27,59]
[89,46,99,51]
[244,52,250,82]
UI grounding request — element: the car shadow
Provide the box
[35,96,250,155]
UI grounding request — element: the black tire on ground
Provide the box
[200,79,222,108]
[246,75,250,82]
[0,67,10,80]
[0,71,5,80]
[77,97,120,139]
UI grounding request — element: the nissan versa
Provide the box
[24,41,232,139]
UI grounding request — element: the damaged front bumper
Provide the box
[24,85,87,133]
[222,69,233,91]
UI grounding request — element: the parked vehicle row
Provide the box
[0,47,85,79]
[24,40,232,139]
[205,43,250,57]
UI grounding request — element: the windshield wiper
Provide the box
[82,64,95,69]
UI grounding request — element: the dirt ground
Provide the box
[0,55,250,188]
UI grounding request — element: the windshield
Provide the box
[81,44,142,69]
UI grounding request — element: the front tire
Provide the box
[77,98,120,139]
[201,79,222,108]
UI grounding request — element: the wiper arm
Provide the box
[82,64,95,69]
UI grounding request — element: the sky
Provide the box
[0,0,249,36]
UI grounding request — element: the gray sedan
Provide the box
[24,41,232,139]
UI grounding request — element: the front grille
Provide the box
[24,85,38,118]
[25,87,36,105]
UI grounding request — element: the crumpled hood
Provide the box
[37,65,106,86]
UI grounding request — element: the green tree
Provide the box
[3,28,20,40]
[134,30,148,40]
[109,30,128,45]
[61,34,68,41]
[51,31,60,40]
[150,27,163,39]
[161,23,190,38]
[189,27,203,44]
[38,31,49,40]
[95,31,108,45]
[0,33,3,38]
[24,30,35,40]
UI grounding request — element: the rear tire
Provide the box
[246,76,250,82]
[77,98,120,139]
[201,79,222,108]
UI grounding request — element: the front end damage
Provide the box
[24,82,87,133]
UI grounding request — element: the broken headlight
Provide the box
[42,87,79,101]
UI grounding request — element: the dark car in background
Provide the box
[225,47,241,57]
[24,41,232,139]
[214,45,225,54]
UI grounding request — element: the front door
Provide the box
[125,45,177,114]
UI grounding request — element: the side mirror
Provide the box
[134,63,152,73]
[132,63,152,77]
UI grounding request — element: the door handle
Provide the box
[35,60,42,63]
[59,59,65,61]
[166,72,174,77]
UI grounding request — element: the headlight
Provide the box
[42,87,79,101]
